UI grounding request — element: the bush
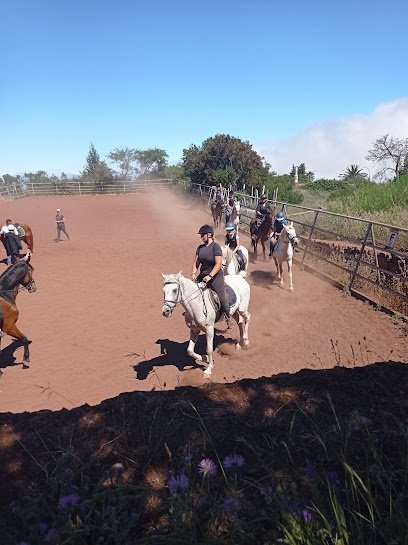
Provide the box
[266,174,304,204]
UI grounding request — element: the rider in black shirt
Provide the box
[255,194,273,228]
[192,224,231,328]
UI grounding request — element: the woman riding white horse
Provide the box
[222,222,249,277]
[162,272,251,376]
[272,221,299,291]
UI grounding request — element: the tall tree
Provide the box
[340,164,368,181]
[366,134,408,180]
[182,134,268,190]
[82,143,113,193]
[134,148,168,176]
[107,147,137,180]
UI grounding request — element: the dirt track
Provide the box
[0,191,406,413]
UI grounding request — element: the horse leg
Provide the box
[203,325,215,376]
[279,262,284,285]
[273,256,281,283]
[287,260,294,291]
[5,324,32,367]
[187,328,205,364]
[236,310,251,349]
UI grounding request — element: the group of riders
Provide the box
[194,191,288,328]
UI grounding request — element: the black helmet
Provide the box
[198,224,214,236]
[261,194,267,199]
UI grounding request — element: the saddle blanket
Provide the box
[208,284,237,317]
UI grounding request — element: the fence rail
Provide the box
[188,183,408,317]
[0,178,176,199]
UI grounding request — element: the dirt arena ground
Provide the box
[0,191,406,414]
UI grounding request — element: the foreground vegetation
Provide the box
[1,362,407,545]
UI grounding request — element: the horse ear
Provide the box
[176,270,182,278]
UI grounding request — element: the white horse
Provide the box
[272,222,299,291]
[162,273,251,376]
[226,200,241,231]
[221,244,249,277]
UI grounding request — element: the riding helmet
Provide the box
[226,222,235,231]
[198,224,214,236]
[261,194,267,199]
[276,211,285,222]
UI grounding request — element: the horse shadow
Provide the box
[0,339,28,370]
[132,336,229,380]
[251,270,274,287]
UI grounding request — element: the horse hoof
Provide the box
[290,287,294,292]
[203,367,213,377]
[235,343,241,350]
[22,361,30,368]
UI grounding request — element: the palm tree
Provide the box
[339,164,368,181]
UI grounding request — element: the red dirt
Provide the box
[0,191,406,414]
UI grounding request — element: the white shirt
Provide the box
[1,224,19,236]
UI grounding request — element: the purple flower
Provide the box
[223,454,245,469]
[167,472,189,494]
[353,415,369,431]
[198,458,217,478]
[44,528,60,544]
[301,509,312,524]
[57,492,80,508]
[223,495,240,513]
[196,495,208,509]
[325,471,339,484]
[304,459,315,477]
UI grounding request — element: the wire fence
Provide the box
[189,183,408,317]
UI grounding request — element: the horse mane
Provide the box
[0,262,29,290]
[221,244,234,263]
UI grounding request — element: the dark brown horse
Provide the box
[211,201,224,227]
[0,253,36,367]
[250,213,274,258]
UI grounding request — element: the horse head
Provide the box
[282,222,299,247]
[161,271,182,317]
[20,253,36,293]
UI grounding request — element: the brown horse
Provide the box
[18,223,34,252]
[211,201,224,227]
[0,253,36,367]
[250,213,274,258]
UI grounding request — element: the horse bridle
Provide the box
[163,280,204,313]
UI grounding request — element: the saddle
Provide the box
[206,284,236,320]
[235,251,246,270]
[13,224,25,238]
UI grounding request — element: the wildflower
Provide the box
[57,492,80,508]
[353,415,369,431]
[223,495,240,513]
[223,454,245,469]
[198,458,217,478]
[301,509,312,524]
[304,459,315,477]
[325,470,339,484]
[197,495,208,509]
[44,528,60,544]
[167,472,189,494]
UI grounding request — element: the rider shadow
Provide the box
[0,339,27,370]
[133,336,228,381]
[251,270,274,287]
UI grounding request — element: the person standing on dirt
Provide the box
[55,208,70,242]
[192,224,231,328]
[1,219,21,265]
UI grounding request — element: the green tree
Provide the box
[107,147,137,180]
[340,164,368,181]
[182,134,268,190]
[82,143,113,193]
[134,148,168,177]
[366,134,408,180]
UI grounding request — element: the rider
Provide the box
[1,219,21,265]
[225,222,245,269]
[255,194,273,230]
[269,210,288,256]
[192,224,231,328]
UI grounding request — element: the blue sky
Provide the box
[1,0,407,178]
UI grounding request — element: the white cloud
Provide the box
[254,97,408,179]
